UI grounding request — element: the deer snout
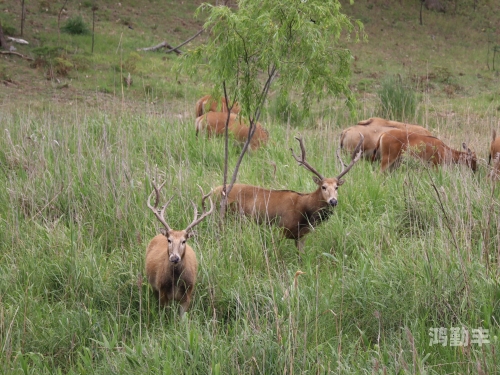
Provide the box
[329,198,338,206]
[169,254,180,263]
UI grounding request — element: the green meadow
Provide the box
[1,0,500,373]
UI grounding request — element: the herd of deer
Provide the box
[146,95,500,316]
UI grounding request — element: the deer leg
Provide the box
[179,296,191,318]
[158,291,173,310]
[295,238,305,253]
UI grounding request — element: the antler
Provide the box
[185,185,214,233]
[147,179,173,232]
[291,137,324,180]
[336,133,364,181]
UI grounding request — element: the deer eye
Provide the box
[167,239,172,244]
[335,186,339,190]
[182,240,186,245]
[322,186,327,190]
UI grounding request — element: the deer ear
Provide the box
[186,230,196,239]
[160,228,168,237]
[337,179,345,186]
[312,176,322,185]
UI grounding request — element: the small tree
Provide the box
[181,0,363,216]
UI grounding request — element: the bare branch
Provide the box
[0,51,33,61]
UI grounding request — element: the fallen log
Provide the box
[0,50,34,61]
[137,29,204,55]
[137,41,182,54]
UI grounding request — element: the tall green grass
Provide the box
[377,74,419,122]
[0,101,499,374]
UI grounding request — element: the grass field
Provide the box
[1,0,500,373]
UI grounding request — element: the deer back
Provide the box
[341,124,397,159]
[195,95,241,117]
[195,112,241,136]
[358,117,431,136]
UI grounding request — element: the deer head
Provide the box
[291,135,363,207]
[147,180,214,264]
[462,142,477,172]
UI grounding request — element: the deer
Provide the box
[195,94,241,117]
[214,135,364,251]
[145,180,214,317]
[487,129,500,180]
[373,128,477,172]
[357,117,431,134]
[195,111,269,150]
[340,119,432,160]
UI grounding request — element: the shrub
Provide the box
[268,92,305,125]
[377,74,419,121]
[1,23,17,36]
[53,57,74,76]
[62,15,90,35]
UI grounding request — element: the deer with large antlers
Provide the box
[145,181,214,317]
[214,136,364,251]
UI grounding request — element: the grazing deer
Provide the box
[146,181,214,317]
[195,95,241,117]
[357,117,431,134]
[215,136,364,251]
[195,112,269,150]
[373,128,477,172]
[488,130,500,180]
[340,124,392,159]
[340,119,432,160]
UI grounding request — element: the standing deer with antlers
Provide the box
[214,135,364,251]
[146,181,214,317]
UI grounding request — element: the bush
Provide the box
[1,23,17,36]
[268,92,306,125]
[377,74,419,121]
[62,15,90,35]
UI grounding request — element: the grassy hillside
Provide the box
[1,0,500,374]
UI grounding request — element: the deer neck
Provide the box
[303,187,332,214]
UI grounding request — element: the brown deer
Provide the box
[488,129,500,180]
[373,128,477,172]
[340,118,432,160]
[357,117,431,134]
[195,95,241,117]
[195,112,269,150]
[340,124,392,159]
[146,181,214,317]
[214,136,364,251]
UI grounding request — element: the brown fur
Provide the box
[146,232,198,316]
[357,117,431,134]
[195,95,241,117]
[488,130,500,180]
[341,124,400,159]
[374,128,477,172]
[214,177,344,250]
[195,112,269,150]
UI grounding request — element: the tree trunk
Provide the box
[0,21,9,50]
[21,0,26,36]
[420,1,424,26]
